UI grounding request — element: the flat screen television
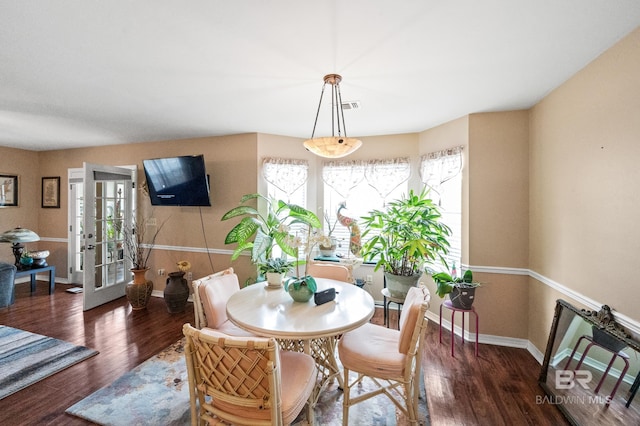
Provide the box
[143,154,211,206]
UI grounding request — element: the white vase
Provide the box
[266,272,285,288]
[319,237,338,257]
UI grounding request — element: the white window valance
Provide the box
[323,157,411,201]
[262,158,308,201]
[419,146,464,203]
[322,160,366,199]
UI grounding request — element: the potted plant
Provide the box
[258,257,293,288]
[283,229,331,302]
[221,193,321,264]
[122,215,165,309]
[319,211,339,257]
[432,269,481,309]
[19,250,33,268]
[360,188,451,299]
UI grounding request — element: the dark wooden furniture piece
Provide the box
[13,265,55,303]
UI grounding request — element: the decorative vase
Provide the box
[19,256,33,268]
[265,272,285,288]
[384,272,422,299]
[449,285,476,310]
[319,237,338,257]
[126,268,154,310]
[287,284,314,303]
[29,250,50,268]
[164,271,190,313]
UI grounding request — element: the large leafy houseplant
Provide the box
[221,193,322,264]
[360,188,451,297]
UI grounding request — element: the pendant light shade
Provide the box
[303,74,362,158]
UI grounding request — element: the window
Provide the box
[420,146,463,273]
[260,154,460,269]
[322,158,410,258]
[263,158,308,258]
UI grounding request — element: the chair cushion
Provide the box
[198,273,240,329]
[279,350,317,424]
[338,322,406,379]
[198,329,316,423]
[398,286,426,354]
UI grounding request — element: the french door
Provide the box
[68,163,136,310]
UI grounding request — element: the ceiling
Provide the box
[1,1,639,152]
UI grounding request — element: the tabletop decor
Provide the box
[258,257,293,288]
[319,211,339,257]
[284,229,331,302]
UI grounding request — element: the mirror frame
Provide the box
[539,299,640,425]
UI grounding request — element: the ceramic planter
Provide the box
[384,272,422,299]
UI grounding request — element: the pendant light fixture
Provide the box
[303,74,362,158]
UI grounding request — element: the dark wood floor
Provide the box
[0,281,568,425]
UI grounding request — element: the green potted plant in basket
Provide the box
[431,268,481,309]
[360,188,451,299]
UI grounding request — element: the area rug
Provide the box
[67,338,429,425]
[0,325,99,400]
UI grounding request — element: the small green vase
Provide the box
[287,283,314,302]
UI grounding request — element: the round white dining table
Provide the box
[226,277,374,400]
[226,278,375,340]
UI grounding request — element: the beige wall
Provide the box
[529,27,640,322]
[0,146,40,264]
[1,134,261,288]
[418,112,530,339]
[468,111,529,269]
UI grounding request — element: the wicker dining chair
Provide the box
[338,285,430,424]
[192,267,255,336]
[183,324,316,426]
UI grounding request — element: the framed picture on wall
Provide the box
[42,176,60,208]
[0,174,18,207]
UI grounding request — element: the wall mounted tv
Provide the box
[143,154,211,206]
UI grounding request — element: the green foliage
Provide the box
[431,269,480,298]
[258,257,294,275]
[221,193,321,263]
[360,188,451,277]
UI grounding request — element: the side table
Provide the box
[381,288,404,329]
[13,265,56,303]
[439,299,479,357]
